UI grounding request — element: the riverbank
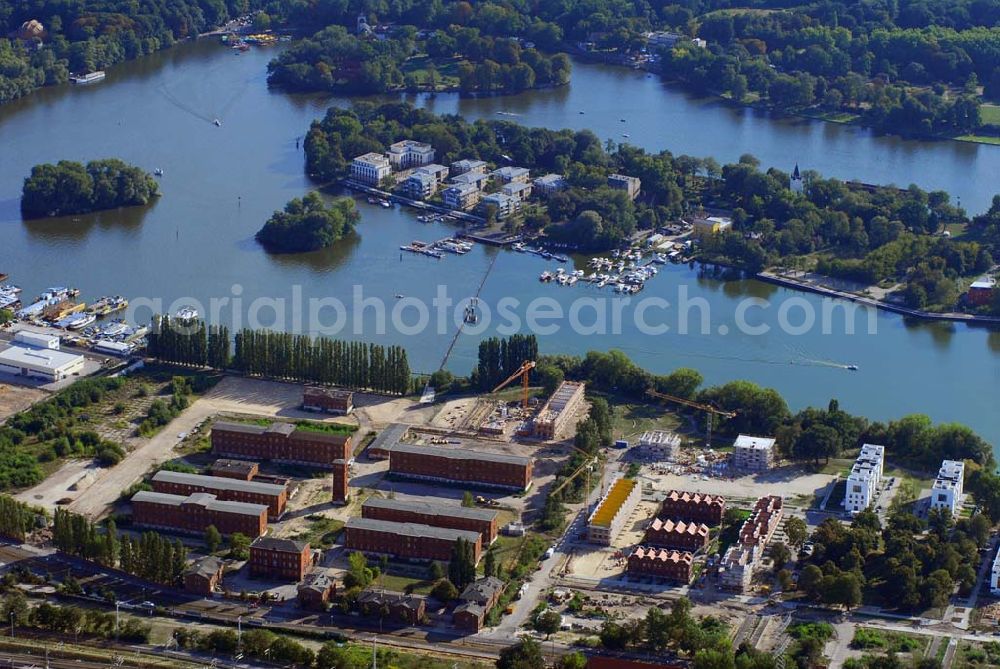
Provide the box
[756,270,1000,325]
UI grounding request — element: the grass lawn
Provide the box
[611,401,682,443]
[377,572,436,595]
[956,133,1000,145]
[401,55,462,90]
[289,515,344,549]
[851,627,928,655]
[980,104,1000,125]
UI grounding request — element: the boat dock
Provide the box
[400,241,444,259]
[457,231,520,247]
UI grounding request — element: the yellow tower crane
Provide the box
[490,360,536,410]
[645,388,736,447]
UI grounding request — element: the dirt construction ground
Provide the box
[0,383,47,422]
[641,464,836,505]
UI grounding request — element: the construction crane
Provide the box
[645,388,736,447]
[490,360,536,409]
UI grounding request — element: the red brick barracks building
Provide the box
[346,517,483,563]
[249,537,313,581]
[211,421,351,469]
[626,547,694,583]
[131,490,268,538]
[389,443,532,491]
[643,518,710,552]
[657,490,726,525]
[151,470,287,519]
[362,497,499,544]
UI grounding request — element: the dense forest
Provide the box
[267,24,571,94]
[21,159,159,218]
[305,102,998,310]
[0,0,256,104]
[256,191,358,252]
[146,316,412,395]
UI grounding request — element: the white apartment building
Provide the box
[491,166,530,184]
[638,430,680,461]
[930,459,965,517]
[587,478,641,545]
[413,164,449,184]
[387,140,435,169]
[481,192,520,219]
[844,443,885,515]
[451,159,488,176]
[533,173,567,195]
[990,548,1000,595]
[400,172,437,200]
[442,183,482,211]
[732,434,775,472]
[350,153,391,186]
[501,181,533,202]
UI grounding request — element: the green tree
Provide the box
[431,579,459,602]
[229,532,250,560]
[497,638,545,669]
[462,491,476,508]
[784,517,808,548]
[535,609,562,638]
[204,525,222,553]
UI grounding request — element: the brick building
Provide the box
[626,547,693,583]
[184,556,225,595]
[209,459,259,481]
[151,470,287,519]
[356,590,426,625]
[131,491,268,538]
[297,570,336,610]
[533,381,586,440]
[302,386,354,415]
[211,421,352,469]
[345,517,482,563]
[718,495,783,592]
[249,537,313,581]
[643,518,710,552]
[362,497,500,544]
[332,459,350,505]
[657,490,726,525]
[389,443,532,491]
[453,577,504,632]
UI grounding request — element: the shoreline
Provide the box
[756,270,1000,326]
[576,50,1000,149]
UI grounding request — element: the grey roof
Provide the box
[213,420,267,435]
[391,443,531,466]
[369,423,409,452]
[185,556,224,579]
[130,490,268,517]
[251,536,309,553]
[298,570,333,593]
[364,496,498,522]
[153,470,285,496]
[211,459,258,474]
[454,601,486,617]
[357,589,424,609]
[460,576,504,604]
[347,517,481,543]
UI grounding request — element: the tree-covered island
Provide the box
[20,158,159,218]
[255,191,359,253]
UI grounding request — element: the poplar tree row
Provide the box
[52,508,186,586]
[146,316,411,395]
[146,316,229,369]
[474,334,539,391]
[233,330,410,395]
[0,496,40,542]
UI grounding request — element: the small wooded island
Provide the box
[21,159,159,219]
[256,192,360,253]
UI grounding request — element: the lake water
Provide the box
[0,39,997,446]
